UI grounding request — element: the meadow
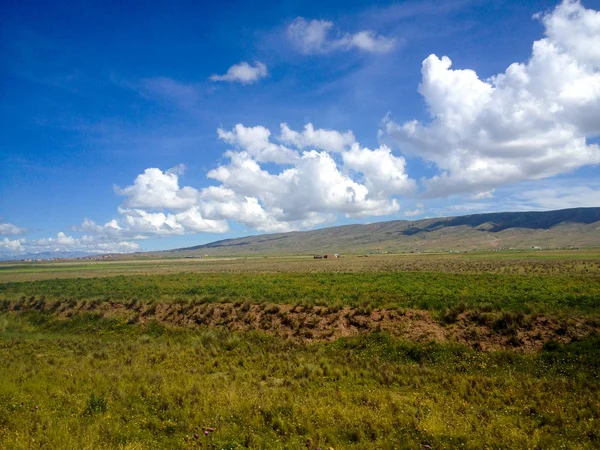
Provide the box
[1,251,599,448]
[2,249,600,282]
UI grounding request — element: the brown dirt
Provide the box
[6,299,598,352]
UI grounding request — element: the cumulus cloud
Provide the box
[114,165,199,210]
[198,188,301,233]
[210,62,268,84]
[172,207,230,233]
[0,222,26,236]
[75,122,413,238]
[191,123,414,231]
[117,207,228,235]
[0,238,24,253]
[343,144,416,197]
[205,148,402,224]
[382,0,600,197]
[280,123,356,152]
[79,201,229,240]
[74,165,230,243]
[288,17,395,54]
[217,124,299,164]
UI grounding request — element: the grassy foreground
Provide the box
[1,253,599,448]
[1,311,599,449]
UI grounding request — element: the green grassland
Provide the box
[2,270,600,315]
[1,252,599,448]
[1,312,599,449]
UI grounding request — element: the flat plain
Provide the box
[1,250,599,448]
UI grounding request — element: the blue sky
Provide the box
[1,0,599,257]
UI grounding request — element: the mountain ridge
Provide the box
[162,207,600,256]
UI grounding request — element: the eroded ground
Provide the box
[5,297,598,352]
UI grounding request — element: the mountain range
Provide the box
[158,207,600,257]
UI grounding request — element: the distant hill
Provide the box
[157,207,600,257]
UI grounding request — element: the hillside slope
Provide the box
[162,207,600,256]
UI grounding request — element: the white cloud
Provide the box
[89,122,411,236]
[404,203,424,217]
[117,208,185,236]
[77,166,230,241]
[279,123,355,152]
[217,124,299,164]
[0,222,26,236]
[382,0,600,197]
[270,149,400,217]
[78,204,229,240]
[288,17,396,54]
[0,233,140,259]
[210,62,268,84]
[471,190,495,200]
[343,144,416,197]
[115,165,199,210]
[0,238,24,253]
[288,18,334,54]
[199,190,298,233]
[341,30,397,53]
[201,125,411,230]
[206,152,290,203]
[172,207,230,234]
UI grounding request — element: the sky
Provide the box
[1,0,600,258]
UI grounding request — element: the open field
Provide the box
[2,249,600,283]
[1,251,599,448]
[2,269,600,314]
[2,251,600,317]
